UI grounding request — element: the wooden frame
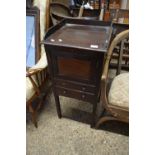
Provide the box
[26,7,40,66]
[95,30,129,128]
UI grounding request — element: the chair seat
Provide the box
[26,51,48,101]
[108,73,129,108]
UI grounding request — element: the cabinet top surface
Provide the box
[43,19,112,52]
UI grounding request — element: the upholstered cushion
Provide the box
[26,77,36,101]
[108,73,129,108]
[26,52,47,101]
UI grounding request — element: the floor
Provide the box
[26,90,129,155]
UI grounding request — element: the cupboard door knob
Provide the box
[82,94,85,99]
[63,90,67,94]
[82,87,86,91]
[62,82,66,86]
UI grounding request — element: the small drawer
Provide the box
[54,79,96,93]
[55,86,96,102]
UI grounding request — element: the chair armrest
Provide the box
[30,52,47,70]
[26,51,48,77]
[102,30,129,81]
[101,55,111,81]
[26,68,43,77]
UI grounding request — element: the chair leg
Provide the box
[91,101,97,128]
[95,116,117,129]
[31,112,38,128]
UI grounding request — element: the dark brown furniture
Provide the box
[95,30,129,128]
[43,18,112,127]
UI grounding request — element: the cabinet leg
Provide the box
[53,93,62,118]
[91,102,97,128]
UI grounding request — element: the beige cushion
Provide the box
[26,77,36,101]
[26,72,42,101]
[108,73,129,108]
[26,52,47,101]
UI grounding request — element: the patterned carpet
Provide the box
[26,90,129,155]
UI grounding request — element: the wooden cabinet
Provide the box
[43,19,112,127]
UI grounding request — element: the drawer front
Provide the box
[54,79,96,93]
[55,86,96,103]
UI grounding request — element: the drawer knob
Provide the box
[82,94,85,99]
[62,82,66,86]
[63,90,67,94]
[82,87,86,91]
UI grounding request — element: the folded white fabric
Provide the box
[26,77,36,101]
[84,2,93,10]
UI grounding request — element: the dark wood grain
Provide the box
[58,57,92,80]
[43,19,112,127]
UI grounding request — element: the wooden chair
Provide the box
[26,0,50,128]
[110,34,129,75]
[50,2,98,26]
[95,30,129,128]
[50,2,74,25]
[109,22,129,74]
